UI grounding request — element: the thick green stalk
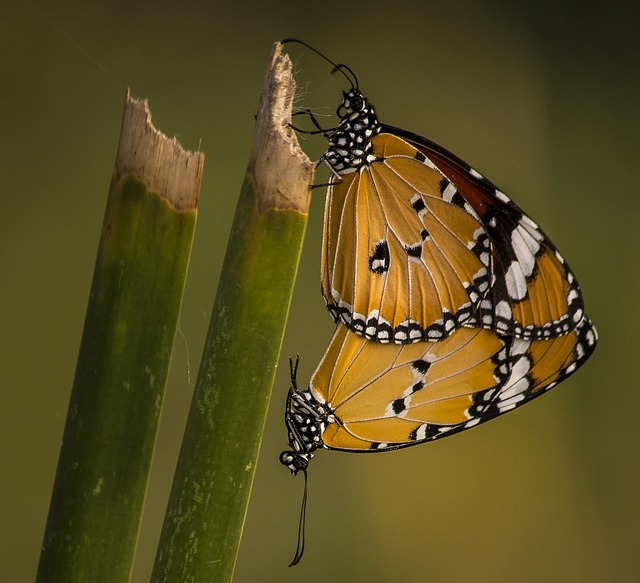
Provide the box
[37,94,203,583]
[151,44,313,583]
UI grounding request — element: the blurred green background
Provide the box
[2,1,637,581]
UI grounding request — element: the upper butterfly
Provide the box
[285,41,585,343]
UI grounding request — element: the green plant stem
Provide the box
[151,43,313,583]
[37,93,203,583]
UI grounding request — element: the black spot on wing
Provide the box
[450,191,467,209]
[410,381,424,394]
[369,241,390,274]
[411,359,431,375]
[411,196,427,215]
[391,398,406,414]
[405,244,422,259]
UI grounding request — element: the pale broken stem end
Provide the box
[248,43,314,215]
[115,90,205,211]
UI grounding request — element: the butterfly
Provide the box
[280,314,597,564]
[280,313,596,469]
[283,40,586,344]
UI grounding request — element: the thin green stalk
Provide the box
[37,94,203,583]
[151,44,313,583]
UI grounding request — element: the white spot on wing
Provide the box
[505,261,528,301]
[500,354,532,400]
[520,213,540,231]
[511,226,540,277]
[414,424,428,440]
[495,300,512,320]
[495,190,511,203]
[420,155,438,170]
[441,181,458,202]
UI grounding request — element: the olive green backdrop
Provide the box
[2,1,636,581]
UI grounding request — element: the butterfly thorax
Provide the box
[324,89,381,176]
[280,388,330,474]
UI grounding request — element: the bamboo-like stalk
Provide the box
[36,93,203,582]
[151,43,313,583]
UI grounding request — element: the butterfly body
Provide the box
[321,89,585,343]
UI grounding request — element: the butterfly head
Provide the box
[280,357,329,474]
[279,450,311,475]
[324,89,380,175]
[337,89,366,118]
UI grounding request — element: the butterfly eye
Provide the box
[336,91,349,118]
[347,91,364,112]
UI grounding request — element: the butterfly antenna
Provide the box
[289,354,300,391]
[281,38,359,90]
[289,468,308,567]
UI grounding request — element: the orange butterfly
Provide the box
[280,313,597,468]
[284,40,587,343]
[280,314,597,564]
[321,89,585,343]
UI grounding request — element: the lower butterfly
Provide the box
[280,315,597,563]
[281,315,596,467]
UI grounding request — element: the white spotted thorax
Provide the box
[323,89,381,176]
[279,382,329,474]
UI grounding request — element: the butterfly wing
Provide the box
[321,132,492,343]
[311,316,596,452]
[386,125,585,339]
[494,314,597,414]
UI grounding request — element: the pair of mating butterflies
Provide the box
[278,41,597,564]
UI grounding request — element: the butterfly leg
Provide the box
[290,109,337,136]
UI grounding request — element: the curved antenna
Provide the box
[289,355,300,390]
[288,468,309,567]
[281,38,359,90]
